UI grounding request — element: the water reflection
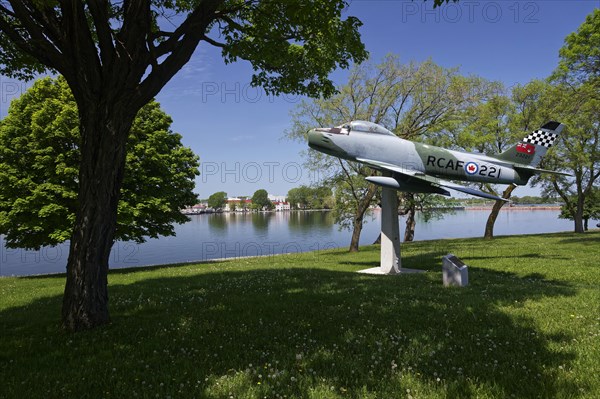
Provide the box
[207,214,228,234]
[288,211,334,233]
[251,212,272,233]
[1,210,576,277]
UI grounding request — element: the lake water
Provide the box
[0,209,574,276]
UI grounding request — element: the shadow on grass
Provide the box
[339,250,446,270]
[465,253,571,261]
[0,261,585,398]
[557,234,600,245]
[339,260,380,268]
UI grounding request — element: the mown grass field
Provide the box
[1,231,599,399]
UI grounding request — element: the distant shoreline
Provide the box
[183,206,561,215]
[464,206,561,211]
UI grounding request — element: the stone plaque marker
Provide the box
[442,254,468,287]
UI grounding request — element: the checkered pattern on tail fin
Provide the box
[523,130,559,148]
[490,121,564,167]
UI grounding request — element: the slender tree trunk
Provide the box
[584,218,589,231]
[349,216,363,252]
[404,206,416,242]
[402,193,416,242]
[61,104,134,332]
[484,184,517,239]
[574,194,585,233]
[349,183,378,252]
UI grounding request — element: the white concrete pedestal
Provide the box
[380,185,401,274]
[358,184,424,275]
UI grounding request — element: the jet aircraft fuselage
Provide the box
[307,120,567,201]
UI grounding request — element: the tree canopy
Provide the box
[288,55,491,247]
[559,188,600,231]
[287,185,332,209]
[0,1,369,99]
[0,76,199,249]
[0,0,374,330]
[533,10,600,233]
[553,9,600,87]
[251,189,273,210]
[207,191,228,210]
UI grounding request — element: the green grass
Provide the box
[1,231,599,399]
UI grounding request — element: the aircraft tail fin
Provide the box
[491,121,565,167]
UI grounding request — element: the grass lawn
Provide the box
[1,231,599,398]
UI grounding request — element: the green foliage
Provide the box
[287,186,311,209]
[559,188,600,223]
[511,80,551,132]
[532,82,600,229]
[446,79,552,203]
[287,185,333,209]
[553,9,600,86]
[510,196,552,205]
[251,189,273,210]
[536,10,600,233]
[453,91,514,154]
[207,191,228,210]
[220,0,367,97]
[332,173,375,232]
[447,79,550,155]
[0,77,199,249]
[0,1,368,99]
[406,193,455,223]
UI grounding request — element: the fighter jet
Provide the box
[307,120,569,202]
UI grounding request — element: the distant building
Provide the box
[225,197,252,212]
[182,202,208,215]
[268,194,287,203]
[273,201,291,211]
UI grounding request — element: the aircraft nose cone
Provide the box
[307,129,323,147]
[307,128,347,158]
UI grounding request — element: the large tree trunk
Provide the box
[348,183,378,252]
[484,184,517,239]
[574,194,585,233]
[61,104,134,332]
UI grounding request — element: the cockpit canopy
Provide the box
[337,120,395,136]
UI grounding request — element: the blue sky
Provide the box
[1,1,598,199]
[157,0,598,199]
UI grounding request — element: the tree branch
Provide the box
[58,0,103,97]
[87,0,115,68]
[1,1,65,71]
[202,34,226,48]
[134,0,224,108]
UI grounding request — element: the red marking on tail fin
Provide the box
[516,142,535,154]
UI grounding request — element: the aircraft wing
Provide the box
[512,165,573,177]
[355,158,422,176]
[418,176,510,202]
[357,157,509,202]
